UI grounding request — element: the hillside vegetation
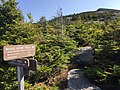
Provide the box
[0,0,120,89]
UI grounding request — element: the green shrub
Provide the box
[113,65,120,76]
[33,35,77,82]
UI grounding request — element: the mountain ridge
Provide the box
[97,8,120,12]
[49,8,120,24]
[64,8,120,22]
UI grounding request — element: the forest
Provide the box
[0,0,120,90]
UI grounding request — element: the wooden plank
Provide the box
[3,44,35,61]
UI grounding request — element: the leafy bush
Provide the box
[113,65,120,76]
[84,66,108,84]
[33,35,77,82]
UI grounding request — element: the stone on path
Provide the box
[67,69,101,90]
[73,47,93,66]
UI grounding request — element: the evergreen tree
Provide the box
[0,0,23,43]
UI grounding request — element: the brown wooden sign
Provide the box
[3,44,35,61]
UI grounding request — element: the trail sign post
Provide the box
[3,44,37,90]
[17,66,24,90]
[3,44,35,61]
[8,59,30,68]
[28,58,37,71]
[24,58,38,76]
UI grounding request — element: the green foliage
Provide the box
[31,84,59,90]
[33,35,77,82]
[82,19,120,85]
[0,0,120,89]
[24,81,32,89]
[0,63,17,90]
[84,66,109,84]
[62,13,120,86]
[113,65,120,76]
[25,80,59,90]
[0,0,41,89]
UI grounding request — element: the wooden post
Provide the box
[17,66,24,90]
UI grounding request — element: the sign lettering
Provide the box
[3,44,35,61]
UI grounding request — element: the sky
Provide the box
[1,0,120,21]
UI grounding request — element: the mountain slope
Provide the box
[49,8,120,23]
